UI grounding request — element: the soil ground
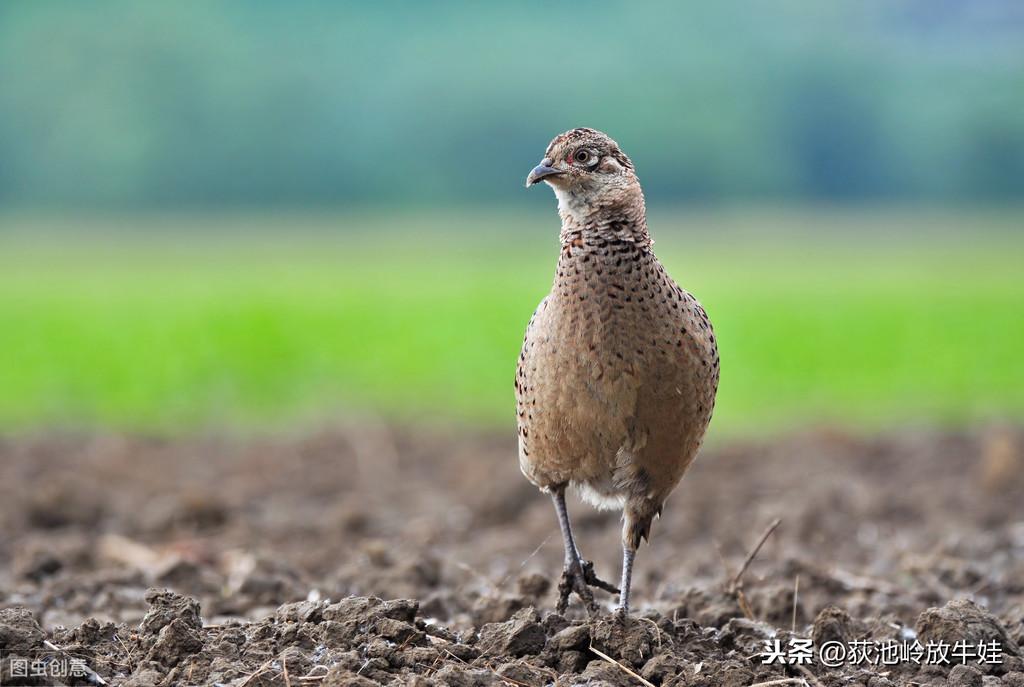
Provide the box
[1,425,1023,686]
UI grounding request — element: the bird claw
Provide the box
[580,559,620,595]
[556,559,618,616]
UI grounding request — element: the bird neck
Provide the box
[557,188,651,250]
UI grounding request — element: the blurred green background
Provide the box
[1,2,1022,435]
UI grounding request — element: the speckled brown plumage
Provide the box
[518,128,719,615]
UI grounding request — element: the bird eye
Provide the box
[573,149,592,164]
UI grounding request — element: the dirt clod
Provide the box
[146,617,203,666]
[590,614,662,668]
[548,622,591,652]
[476,607,547,657]
[812,604,867,646]
[0,607,45,652]
[139,588,201,635]
[917,598,1022,666]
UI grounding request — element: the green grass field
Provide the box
[1,209,1022,436]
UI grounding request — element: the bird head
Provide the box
[525,128,640,217]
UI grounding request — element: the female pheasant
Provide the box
[517,128,719,616]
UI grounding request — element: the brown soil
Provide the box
[1,425,1023,686]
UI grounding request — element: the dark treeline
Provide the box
[1,1,1022,209]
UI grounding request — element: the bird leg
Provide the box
[616,505,655,620]
[551,487,619,615]
[614,545,637,620]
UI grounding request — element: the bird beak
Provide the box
[526,158,566,187]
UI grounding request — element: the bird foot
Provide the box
[556,559,619,616]
[580,559,620,595]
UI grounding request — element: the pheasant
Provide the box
[517,128,719,616]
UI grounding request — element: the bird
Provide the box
[516,127,719,617]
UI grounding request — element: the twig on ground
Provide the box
[791,574,800,632]
[297,664,329,682]
[737,588,756,621]
[588,644,655,687]
[114,632,136,673]
[748,679,807,687]
[443,648,470,665]
[239,656,277,686]
[728,517,782,595]
[637,616,663,651]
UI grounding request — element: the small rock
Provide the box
[477,607,546,657]
[548,623,591,652]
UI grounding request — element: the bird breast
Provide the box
[515,236,719,500]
